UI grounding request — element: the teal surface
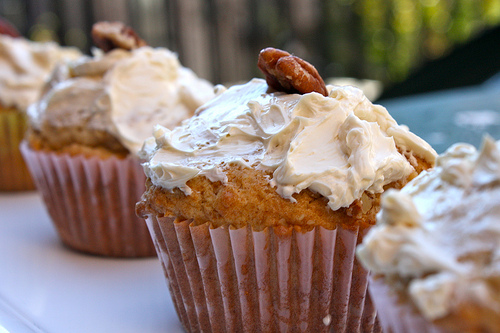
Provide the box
[379,74,500,154]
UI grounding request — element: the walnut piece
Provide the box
[91,21,147,52]
[257,47,328,96]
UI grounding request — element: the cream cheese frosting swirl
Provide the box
[28,46,215,155]
[142,78,436,210]
[0,35,81,111]
[357,136,500,321]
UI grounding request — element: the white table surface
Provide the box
[0,191,184,333]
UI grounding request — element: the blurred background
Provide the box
[1,0,499,97]
[2,0,500,152]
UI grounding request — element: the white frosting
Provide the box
[0,35,81,110]
[357,136,500,320]
[28,47,215,154]
[142,78,436,210]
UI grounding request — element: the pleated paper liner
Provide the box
[368,276,449,333]
[145,215,382,333]
[20,141,155,257]
[0,109,35,191]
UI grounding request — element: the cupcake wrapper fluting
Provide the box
[20,141,155,257]
[145,215,382,333]
[368,276,447,333]
[0,110,34,191]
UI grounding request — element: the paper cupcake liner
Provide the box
[0,109,34,191]
[20,141,155,257]
[368,276,447,333]
[145,215,382,332]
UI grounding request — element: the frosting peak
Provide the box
[143,78,436,210]
[378,190,422,227]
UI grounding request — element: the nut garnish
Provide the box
[91,21,147,53]
[0,17,20,38]
[257,47,328,96]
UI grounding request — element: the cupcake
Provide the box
[357,136,500,332]
[136,47,437,332]
[21,22,215,257]
[0,21,81,191]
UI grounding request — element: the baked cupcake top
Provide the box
[141,49,436,211]
[357,136,500,327]
[28,22,215,156]
[0,34,81,111]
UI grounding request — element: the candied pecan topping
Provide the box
[258,47,328,96]
[91,21,146,52]
[0,17,20,38]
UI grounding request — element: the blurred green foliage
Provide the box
[353,0,500,83]
[251,0,500,85]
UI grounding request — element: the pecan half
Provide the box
[258,47,328,96]
[0,17,20,38]
[91,21,147,53]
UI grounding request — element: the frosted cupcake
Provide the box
[136,47,437,332]
[0,26,80,191]
[21,22,215,257]
[357,136,500,332]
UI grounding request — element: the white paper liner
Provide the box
[146,215,382,332]
[0,110,34,191]
[20,141,155,257]
[369,276,448,333]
